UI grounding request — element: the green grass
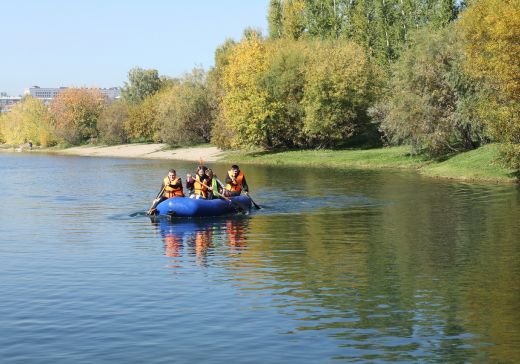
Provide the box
[421,144,517,183]
[223,144,518,183]
[224,145,430,169]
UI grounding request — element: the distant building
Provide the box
[23,86,121,104]
[0,94,22,113]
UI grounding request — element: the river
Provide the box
[1,152,519,363]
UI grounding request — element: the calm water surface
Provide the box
[1,152,519,363]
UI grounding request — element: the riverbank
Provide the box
[1,142,516,183]
[225,144,517,183]
[0,143,225,162]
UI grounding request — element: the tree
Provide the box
[302,40,381,148]
[268,0,284,39]
[0,97,55,146]
[259,39,308,148]
[121,67,163,104]
[372,26,484,156]
[458,0,520,168]
[281,0,306,40]
[97,100,130,145]
[124,95,160,142]
[221,33,282,149]
[49,88,104,145]
[157,68,214,146]
[209,38,237,149]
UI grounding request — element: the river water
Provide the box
[1,152,519,363]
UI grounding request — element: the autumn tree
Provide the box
[49,88,104,145]
[221,33,281,149]
[209,38,237,149]
[157,68,214,146]
[97,100,130,145]
[0,97,56,146]
[458,0,520,168]
[124,95,160,142]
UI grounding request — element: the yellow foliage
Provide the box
[459,0,520,99]
[458,0,520,167]
[222,34,281,148]
[0,97,55,146]
[49,88,104,145]
[281,0,306,40]
[124,95,160,142]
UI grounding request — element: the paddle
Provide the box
[245,192,261,209]
[147,185,165,215]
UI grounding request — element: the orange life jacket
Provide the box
[163,177,184,198]
[226,170,244,192]
[194,175,208,198]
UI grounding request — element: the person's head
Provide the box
[196,165,207,176]
[206,169,214,178]
[231,164,240,177]
[168,169,176,179]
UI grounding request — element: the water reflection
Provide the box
[151,217,250,265]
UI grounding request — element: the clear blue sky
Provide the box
[1,0,269,95]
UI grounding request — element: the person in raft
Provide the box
[224,164,249,197]
[148,169,184,214]
[186,165,210,199]
[205,168,226,200]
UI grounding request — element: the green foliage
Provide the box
[372,26,484,157]
[157,68,214,146]
[267,0,461,66]
[0,97,56,146]
[49,88,104,145]
[259,39,307,148]
[302,40,382,148]
[268,0,283,39]
[121,67,163,104]
[97,100,130,145]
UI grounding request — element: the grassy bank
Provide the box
[225,146,429,169]
[421,144,517,183]
[225,144,517,183]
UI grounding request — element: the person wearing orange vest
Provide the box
[224,164,249,197]
[148,169,184,214]
[187,165,210,199]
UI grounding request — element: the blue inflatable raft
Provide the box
[155,196,252,217]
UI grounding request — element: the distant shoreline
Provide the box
[1,143,516,184]
[0,143,226,162]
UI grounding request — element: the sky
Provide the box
[1,0,269,96]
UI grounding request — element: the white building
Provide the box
[23,86,121,103]
[0,94,22,112]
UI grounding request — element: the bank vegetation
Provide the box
[1,0,518,176]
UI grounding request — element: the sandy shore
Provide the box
[2,143,226,162]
